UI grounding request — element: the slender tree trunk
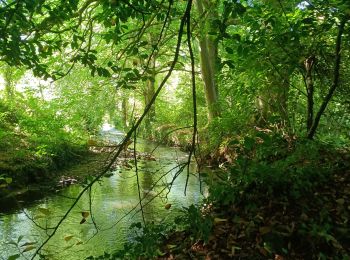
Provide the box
[279,77,290,127]
[121,93,129,130]
[304,56,316,132]
[143,54,156,135]
[196,0,220,122]
[3,66,15,100]
[307,16,348,139]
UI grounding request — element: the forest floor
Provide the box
[158,142,350,259]
[161,169,350,259]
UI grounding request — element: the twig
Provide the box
[30,0,191,257]
[101,162,187,231]
[133,127,146,225]
[150,125,193,155]
[142,0,173,76]
[22,210,53,231]
[88,186,99,233]
[185,1,197,196]
[307,16,349,139]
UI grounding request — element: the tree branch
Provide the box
[185,0,196,195]
[307,16,349,139]
[30,0,192,257]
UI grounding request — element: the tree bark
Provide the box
[143,53,156,135]
[304,56,316,132]
[196,0,220,122]
[121,93,129,130]
[307,17,348,139]
[255,71,290,127]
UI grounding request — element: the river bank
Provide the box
[91,137,350,260]
[0,139,204,260]
[162,140,350,259]
[0,149,106,213]
[0,126,127,213]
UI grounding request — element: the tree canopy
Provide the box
[0,0,350,259]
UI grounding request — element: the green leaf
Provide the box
[237,45,243,57]
[259,226,272,235]
[64,235,74,242]
[138,41,148,47]
[302,17,314,24]
[81,211,90,218]
[86,175,94,183]
[132,48,138,55]
[140,54,148,59]
[22,245,36,253]
[244,137,255,150]
[38,207,51,215]
[336,198,345,205]
[8,254,20,260]
[130,222,142,229]
[91,67,96,77]
[214,217,228,224]
[20,242,37,247]
[7,240,18,246]
[231,33,241,41]
[17,235,24,243]
[225,47,234,54]
[223,60,235,69]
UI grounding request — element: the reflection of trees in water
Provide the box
[116,170,136,196]
[139,142,156,222]
[141,167,156,222]
[0,142,204,259]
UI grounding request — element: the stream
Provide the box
[0,128,207,259]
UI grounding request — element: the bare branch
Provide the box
[307,16,349,139]
[184,2,197,196]
[30,0,193,257]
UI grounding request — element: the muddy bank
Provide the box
[0,150,106,213]
[0,146,159,214]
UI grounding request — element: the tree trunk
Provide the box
[121,93,129,130]
[307,16,348,139]
[304,56,316,132]
[196,0,220,122]
[143,54,156,135]
[255,71,290,127]
[3,66,15,100]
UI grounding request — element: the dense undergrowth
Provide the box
[0,98,89,188]
[89,132,350,259]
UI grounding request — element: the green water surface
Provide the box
[0,130,206,259]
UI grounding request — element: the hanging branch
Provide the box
[88,186,99,233]
[267,54,307,97]
[2,0,22,31]
[100,162,187,231]
[133,127,146,225]
[30,1,193,258]
[142,0,173,75]
[277,0,293,29]
[150,125,193,155]
[307,16,349,139]
[184,1,196,196]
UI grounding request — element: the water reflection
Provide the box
[0,138,207,260]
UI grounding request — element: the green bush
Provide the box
[88,222,172,259]
[174,205,213,243]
